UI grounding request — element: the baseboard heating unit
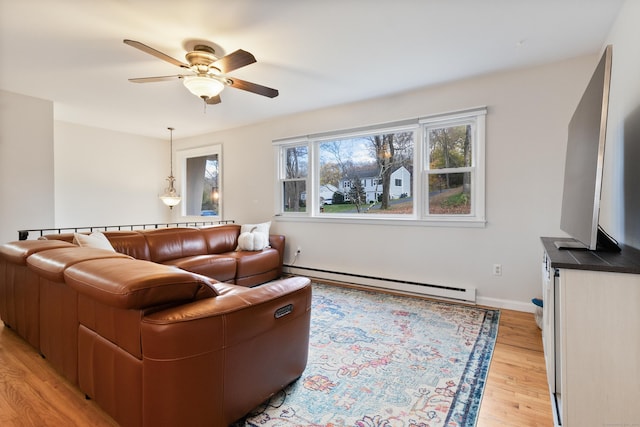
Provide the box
[283,265,476,303]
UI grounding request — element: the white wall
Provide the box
[0,90,55,243]
[1,91,177,240]
[54,122,172,228]
[601,0,640,249]
[177,55,597,309]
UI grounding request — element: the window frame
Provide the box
[276,139,309,216]
[274,107,486,227]
[420,108,486,222]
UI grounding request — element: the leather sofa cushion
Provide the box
[142,228,208,263]
[228,248,280,279]
[163,255,237,282]
[64,258,218,310]
[0,240,74,265]
[27,247,131,282]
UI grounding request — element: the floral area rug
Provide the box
[237,283,499,427]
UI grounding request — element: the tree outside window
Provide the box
[318,131,414,215]
[282,145,308,212]
[426,123,474,215]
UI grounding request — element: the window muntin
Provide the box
[275,107,485,224]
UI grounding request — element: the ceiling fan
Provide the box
[124,39,279,105]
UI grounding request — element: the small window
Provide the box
[176,145,223,218]
[281,144,308,213]
[421,109,485,220]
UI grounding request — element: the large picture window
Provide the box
[318,130,414,216]
[275,107,486,225]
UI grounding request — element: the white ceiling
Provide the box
[0,0,623,139]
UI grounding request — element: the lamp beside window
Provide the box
[160,127,181,209]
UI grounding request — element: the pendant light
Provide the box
[159,127,181,209]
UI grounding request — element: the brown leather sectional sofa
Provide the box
[0,225,312,426]
[40,224,286,288]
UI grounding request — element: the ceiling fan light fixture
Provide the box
[183,75,224,99]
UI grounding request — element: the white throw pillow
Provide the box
[237,221,271,251]
[73,231,116,252]
[237,229,269,251]
[240,221,271,236]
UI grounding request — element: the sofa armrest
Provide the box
[141,276,309,335]
[269,234,285,270]
[139,276,311,426]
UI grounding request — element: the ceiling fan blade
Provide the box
[228,78,279,98]
[206,95,222,105]
[211,49,256,73]
[128,75,184,83]
[123,39,189,69]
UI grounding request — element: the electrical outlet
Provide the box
[493,264,502,276]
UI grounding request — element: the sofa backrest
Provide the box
[141,228,208,263]
[103,231,151,260]
[39,232,76,243]
[26,246,131,282]
[0,239,75,265]
[200,224,241,254]
[32,226,284,268]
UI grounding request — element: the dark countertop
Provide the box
[541,237,640,274]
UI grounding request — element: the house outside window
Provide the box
[274,107,486,225]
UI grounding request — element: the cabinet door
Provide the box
[560,269,640,427]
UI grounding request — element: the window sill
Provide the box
[273,214,486,228]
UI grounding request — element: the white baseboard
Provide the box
[476,296,535,313]
[284,265,535,313]
[284,265,476,303]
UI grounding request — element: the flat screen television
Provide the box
[557,44,620,252]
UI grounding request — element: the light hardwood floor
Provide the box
[0,304,553,426]
[476,309,554,427]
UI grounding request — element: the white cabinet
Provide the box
[541,255,560,423]
[541,238,640,427]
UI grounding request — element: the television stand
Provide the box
[540,237,640,427]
